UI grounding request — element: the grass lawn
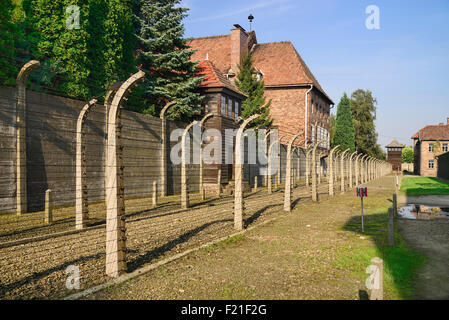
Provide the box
[400,176,449,196]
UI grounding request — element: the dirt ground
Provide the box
[87,176,405,300]
[398,218,449,299]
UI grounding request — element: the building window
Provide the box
[428,159,434,169]
[228,98,233,117]
[311,126,315,143]
[221,96,226,116]
[428,143,434,153]
[235,101,240,118]
[443,143,448,152]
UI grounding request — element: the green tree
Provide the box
[0,0,19,85]
[234,52,272,128]
[402,146,414,163]
[350,89,383,158]
[133,0,203,120]
[22,0,135,99]
[332,93,355,152]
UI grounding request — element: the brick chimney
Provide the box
[230,24,249,76]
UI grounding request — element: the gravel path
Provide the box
[397,218,449,299]
[0,182,330,299]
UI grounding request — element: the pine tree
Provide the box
[0,0,19,85]
[234,52,272,128]
[332,93,355,152]
[133,0,203,120]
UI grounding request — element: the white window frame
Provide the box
[428,159,434,169]
[443,143,448,153]
[428,143,434,153]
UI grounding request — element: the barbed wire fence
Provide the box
[0,57,392,299]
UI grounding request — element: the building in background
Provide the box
[386,140,405,172]
[412,118,449,176]
[189,24,333,151]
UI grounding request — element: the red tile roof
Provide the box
[412,124,449,140]
[196,60,246,96]
[188,36,333,104]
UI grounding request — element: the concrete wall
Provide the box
[0,86,200,213]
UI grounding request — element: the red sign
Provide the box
[357,187,368,198]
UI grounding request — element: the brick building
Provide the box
[189,24,333,151]
[195,59,247,189]
[412,118,449,176]
[386,140,405,172]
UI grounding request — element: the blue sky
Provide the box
[181,0,449,149]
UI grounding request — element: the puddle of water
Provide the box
[398,204,449,220]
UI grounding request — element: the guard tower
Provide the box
[386,140,405,172]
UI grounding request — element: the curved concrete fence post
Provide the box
[263,130,272,187]
[355,154,362,187]
[159,101,176,197]
[16,60,40,215]
[340,149,350,193]
[199,113,213,200]
[312,139,327,202]
[317,151,322,185]
[106,70,145,278]
[349,152,357,188]
[75,99,98,230]
[334,150,340,185]
[103,83,121,194]
[234,114,260,230]
[276,135,287,188]
[181,120,198,209]
[306,148,313,188]
[361,155,368,184]
[267,134,278,195]
[328,146,339,196]
[284,133,304,212]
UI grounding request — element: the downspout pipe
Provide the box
[304,85,314,145]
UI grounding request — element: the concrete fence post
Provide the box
[388,206,395,247]
[45,189,52,224]
[199,113,213,200]
[306,149,312,188]
[234,114,259,230]
[160,101,176,197]
[254,176,258,192]
[217,167,221,197]
[152,181,158,207]
[181,121,198,209]
[76,99,98,230]
[15,60,40,215]
[328,146,339,196]
[312,139,327,202]
[369,257,384,300]
[267,138,278,195]
[317,152,322,185]
[105,70,145,278]
[284,132,304,212]
[355,154,362,187]
[340,149,350,193]
[349,152,357,188]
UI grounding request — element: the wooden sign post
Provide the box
[357,187,368,232]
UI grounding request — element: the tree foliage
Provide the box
[332,93,355,152]
[15,0,136,99]
[234,52,272,128]
[350,89,384,158]
[0,0,19,85]
[132,0,203,120]
[402,146,414,163]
